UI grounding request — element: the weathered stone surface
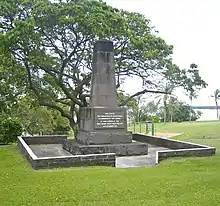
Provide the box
[29,144,73,157]
[76,50,131,144]
[157,148,216,163]
[31,154,115,169]
[18,136,116,170]
[90,41,117,108]
[18,135,216,169]
[23,135,68,145]
[76,130,132,145]
[93,39,113,52]
[63,139,148,156]
[76,40,133,145]
[78,107,128,132]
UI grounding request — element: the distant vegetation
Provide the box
[210,89,220,120]
[127,96,202,124]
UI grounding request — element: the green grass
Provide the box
[129,121,220,148]
[1,121,220,205]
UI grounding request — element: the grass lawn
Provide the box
[1,121,220,205]
[128,120,220,148]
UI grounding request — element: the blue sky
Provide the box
[105,0,220,106]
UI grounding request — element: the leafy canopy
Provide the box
[0,0,207,130]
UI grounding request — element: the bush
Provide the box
[148,116,161,123]
[0,119,23,144]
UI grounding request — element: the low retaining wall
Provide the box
[18,136,115,169]
[18,136,38,165]
[157,148,216,163]
[23,135,68,145]
[133,133,216,164]
[133,133,207,149]
[31,153,115,170]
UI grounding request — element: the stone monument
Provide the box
[63,40,148,156]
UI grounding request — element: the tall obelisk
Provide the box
[76,40,132,145]
[89,40,117,108]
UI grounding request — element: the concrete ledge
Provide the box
[31,153,115,170]
[17,136,115,169]
[156,147,216,164]
[63,139,148,156]
[23,135,68,145]
[133,133,216,164]
[133,133,208,149]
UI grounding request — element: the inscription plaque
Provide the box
[95,111,125,129]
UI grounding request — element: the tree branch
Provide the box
[38,100,71,120]
[119,89,170,106]
[55,99,71,106]
[36,65,83,106]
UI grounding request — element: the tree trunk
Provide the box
[163,95,167,124]
[215,99,219,120]
[189,97,192,122]
[68,117,78,137]
[170,104,173,123]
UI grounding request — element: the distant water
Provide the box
[195,109,218,121]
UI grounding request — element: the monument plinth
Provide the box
[63,40,148,156]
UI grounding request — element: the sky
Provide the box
[105,0,220,106]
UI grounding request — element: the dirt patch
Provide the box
[154,132,184,138]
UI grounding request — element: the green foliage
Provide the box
[129,98,202,124]
[26,107,55,135]
[0,118,23,144]
[50,110,71,135]
[147,115,160,123]
[0,0,207,132]
[10,97,70,135]
[171,104,201,122]
[0,1,173,119]
[127,96,149,122]
[117,91,137,109]
[159,99,202,122]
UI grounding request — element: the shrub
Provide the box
[0,118,23,144]
[148,116,161,123]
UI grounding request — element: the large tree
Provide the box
[0,0,206,133]
[154,63,207,124]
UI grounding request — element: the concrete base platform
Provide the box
[29,143,168,168]
[18,134,216,169]
[29,144,73,158]
[62,139,148,156]
[76,130,133,145]
[116,144,169,168]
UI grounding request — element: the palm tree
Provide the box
[188,63,199,122]
[190,63,198,70]
[189,90,198,122]
[155,83,175,124]
[146,101,159,116]
[168,96,178,123]
[211,89,220,120]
